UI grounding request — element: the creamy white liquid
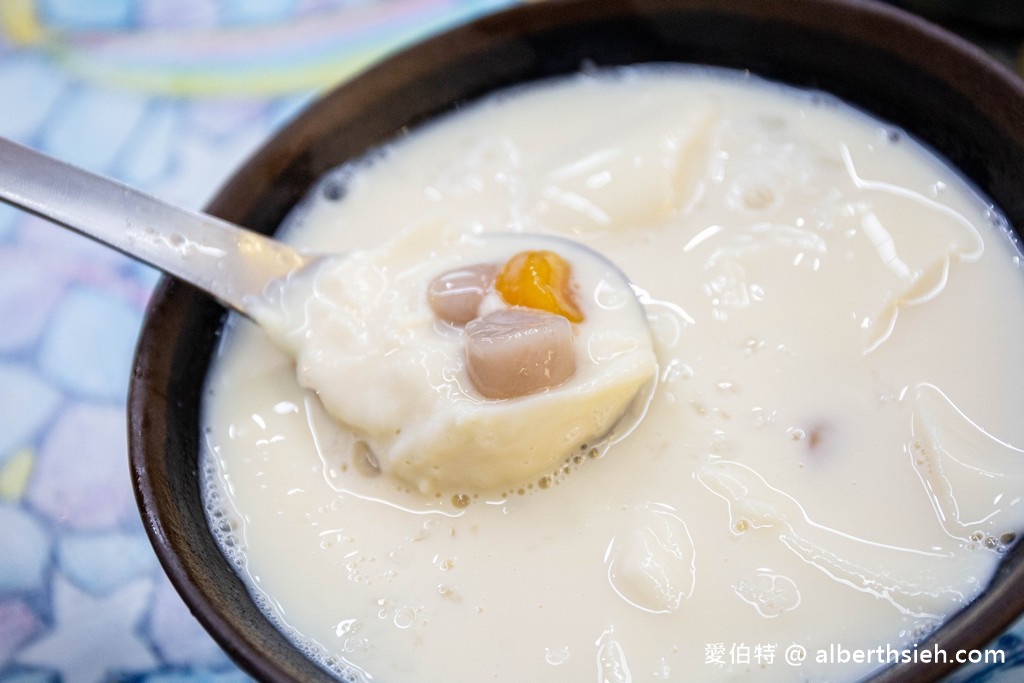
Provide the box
[201,66,1024,682]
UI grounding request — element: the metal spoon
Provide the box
[0,136,311,317]
[0,135,656,489]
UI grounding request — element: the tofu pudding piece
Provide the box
[201,66,1024,682]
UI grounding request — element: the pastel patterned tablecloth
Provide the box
[0,1,1023,682]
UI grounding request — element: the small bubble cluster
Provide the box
[969,530,1016,554]
[734,572,801,618]
[901,619,940,645]
[437,440,613,507]
[200,459,245,565]
[201,454,371,682]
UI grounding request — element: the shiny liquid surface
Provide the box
[200,67,1024,682]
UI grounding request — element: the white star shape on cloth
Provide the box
[16,572,159,683]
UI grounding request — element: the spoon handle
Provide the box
[0,136,307,315]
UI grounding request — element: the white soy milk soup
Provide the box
[201,67,1024,682]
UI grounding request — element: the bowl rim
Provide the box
[130,1,1024,681]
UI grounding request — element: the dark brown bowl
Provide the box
[129,1,1024,681]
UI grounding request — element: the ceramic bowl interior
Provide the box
[129,1,1024,681]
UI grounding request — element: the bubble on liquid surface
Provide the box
[393,605,418,629]
[734,571,801,618]
[544,645,570,666]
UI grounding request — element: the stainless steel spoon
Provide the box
[0,135,656,487]
[0,136,312,317]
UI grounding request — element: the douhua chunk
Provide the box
[255,224,656,494]
[465,308,576,398]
